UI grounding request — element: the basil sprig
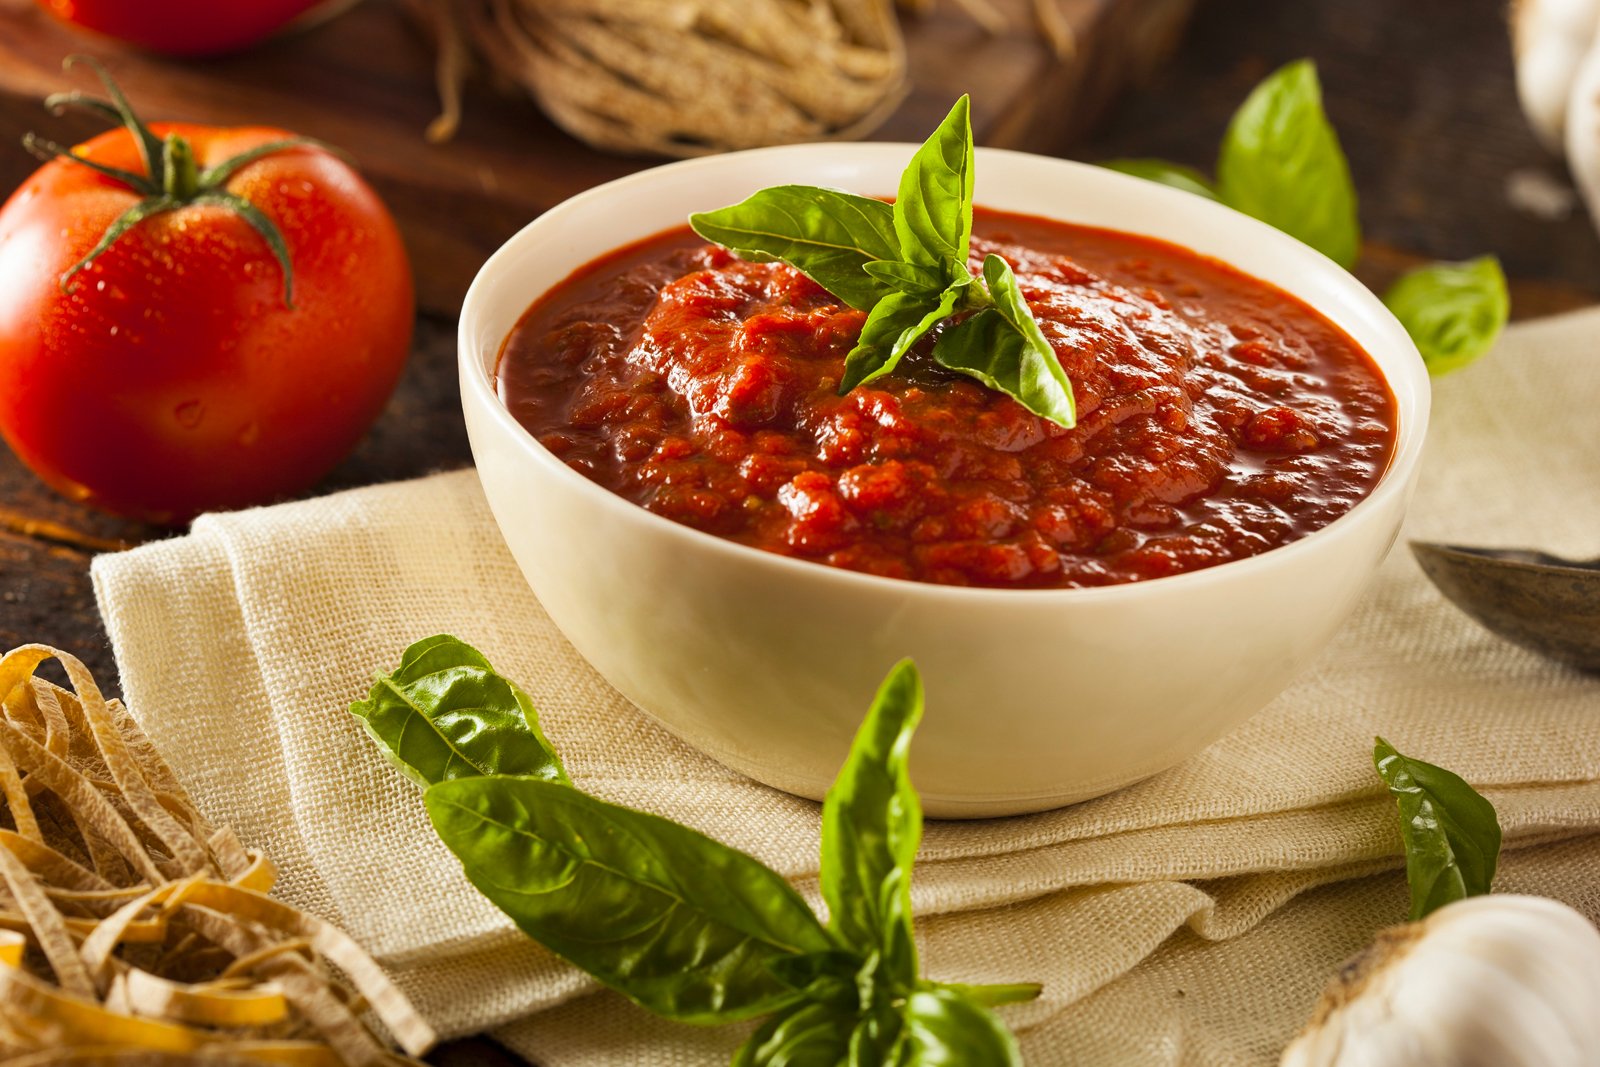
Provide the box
[1373,737,1503,921]
[1101,59,1510,375]
[690,97,1076,429]
[357,639,1038,1064]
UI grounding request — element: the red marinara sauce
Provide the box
[497,209,1397,589]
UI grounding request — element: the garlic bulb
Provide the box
[1281,894,1600,1067]
[1563,29,1600,224]
[1510,0,1600,237]
[1511,0,1600,152]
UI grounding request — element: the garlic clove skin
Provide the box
[1281,894,1600,1067]
[1512,0,1600,153]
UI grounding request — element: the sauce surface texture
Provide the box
[498,210,1397,589]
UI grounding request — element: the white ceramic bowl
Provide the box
[459,144,1429,817]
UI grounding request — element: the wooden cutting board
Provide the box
[0,0,1196,313]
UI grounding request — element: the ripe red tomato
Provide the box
[34,0,330,57]
[0,77,413,524]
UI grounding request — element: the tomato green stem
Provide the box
[19,55,332,309]
[43,91,124,130]
[64,55,162,185]
[162,134,200,200]
[22,132,153,192]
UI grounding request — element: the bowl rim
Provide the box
[459,141,1430,604]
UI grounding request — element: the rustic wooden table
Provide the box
[0,0,1595,1062]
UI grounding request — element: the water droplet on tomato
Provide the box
[174,400,204,429]
[237,422,261,447]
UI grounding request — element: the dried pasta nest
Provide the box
[0,644,434,1066]
[416,0,1075,156]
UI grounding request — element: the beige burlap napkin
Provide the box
[92,309,1600,1065]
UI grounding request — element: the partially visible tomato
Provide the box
[35,0,330,57]
[0,61,413,524]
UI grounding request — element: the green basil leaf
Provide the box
[1216,59,1361,269]
[734,1000,857,1067]
[897,985,1022,1066]
[426,775,831,1022]
[1374,737,1503,921]
[894,95,974,275]
[978,254,1073,425]
[840,288,962,392]
[863,259,948,297]
[932,256,1076,429]
[819,659,924,988]
[350,635,567,789]
[689,186,899,311]
[1382,255,1509,376]
[1097,158,1220,201]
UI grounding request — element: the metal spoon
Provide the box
[1411,541,1600,672]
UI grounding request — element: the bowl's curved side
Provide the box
[469,391,1416,815]
[459,145,1430,816]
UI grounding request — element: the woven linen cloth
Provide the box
[92,309,1600,1065]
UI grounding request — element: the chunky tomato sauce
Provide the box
[497,209,1396,589]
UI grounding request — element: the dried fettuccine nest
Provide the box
[0,644,435,1065]
[420,0,905,155]
[415,0,1076,155]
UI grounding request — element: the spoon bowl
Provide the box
[1411,541,1600,672]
